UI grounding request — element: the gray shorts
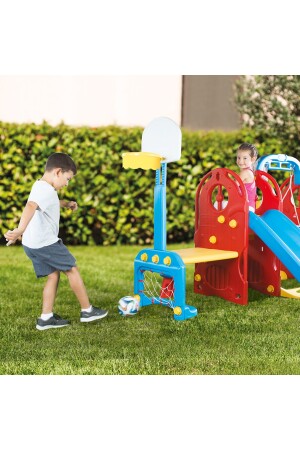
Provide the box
[23,240,76,278]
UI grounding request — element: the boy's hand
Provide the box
[60,200,78,211]
[67,201,78,211]
[4,228,23,246]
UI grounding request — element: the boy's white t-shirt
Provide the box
[22,180,60,249]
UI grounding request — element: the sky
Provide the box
[1,0,299,76]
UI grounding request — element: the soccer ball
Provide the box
[118,296,140,316]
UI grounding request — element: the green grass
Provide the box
[1,245,300,375]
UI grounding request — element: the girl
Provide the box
[236,143,258,211]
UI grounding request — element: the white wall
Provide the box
[0,76,182,127]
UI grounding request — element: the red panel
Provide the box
[280,175,300,278]
[248,171,281,295]
[194,168,249,305]
[281,175,300,224]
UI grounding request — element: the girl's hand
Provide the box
[67,201,78,211]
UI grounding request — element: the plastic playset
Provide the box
[122,117,300,321]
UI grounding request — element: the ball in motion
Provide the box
[118,296,140,316]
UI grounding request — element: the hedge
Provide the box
[0,121,295,246]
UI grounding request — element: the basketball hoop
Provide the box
[122,152,164,170]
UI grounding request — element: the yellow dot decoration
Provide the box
[164,256,172,266]
[267,285,274,293]
[229,220,237,228]
[152,255,159,263]
[194,274,201,282]
[141,253,148,262]
[218,215,225,223]
[280,271,288,280]
[173,307,182,316]
[209,235,217,244]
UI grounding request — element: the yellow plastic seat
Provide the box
[173,247,239,265]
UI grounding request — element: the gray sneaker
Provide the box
[36,313,70,331]
[80,306,108,323]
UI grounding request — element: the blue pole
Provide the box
[153,162,167,251]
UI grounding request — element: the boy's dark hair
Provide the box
[45,153,77,174]
[237,143,258,158]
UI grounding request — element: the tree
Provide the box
[234,75,300,142]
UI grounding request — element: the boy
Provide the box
[4,152,108,330]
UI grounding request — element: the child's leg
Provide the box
[42,271,60,313]
[64,266,90,309]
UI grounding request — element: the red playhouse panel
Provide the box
[280,176,300,279]
[281,175,300,225]
[194,168,249,305]
[248,170,282,296]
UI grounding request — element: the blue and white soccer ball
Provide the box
[118,296,140,316]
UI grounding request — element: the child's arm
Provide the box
[60,200,78,211]
[239,168,254,184]
[4,201,38,245]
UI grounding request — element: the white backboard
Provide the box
[141,117,181,163]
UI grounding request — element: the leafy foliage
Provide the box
[0,121,294,246]
[234,75,300,151]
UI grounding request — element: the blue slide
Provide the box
[249,210,300,282]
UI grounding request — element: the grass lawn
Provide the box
[1,245,300,375]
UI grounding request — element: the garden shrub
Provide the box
[0,121,296,246]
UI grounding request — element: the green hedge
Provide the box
[0,121,294,246]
